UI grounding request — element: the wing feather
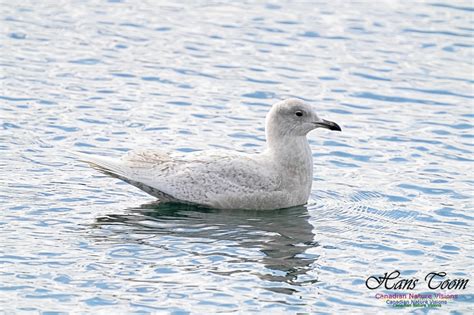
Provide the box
[76,149,281,207]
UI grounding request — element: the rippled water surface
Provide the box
[1,0,473,313]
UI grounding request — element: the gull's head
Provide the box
[266,98,341,137]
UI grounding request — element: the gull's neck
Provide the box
[265,133,312,165]
[264,132,314,201]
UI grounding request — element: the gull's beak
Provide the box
[315,119,342,131]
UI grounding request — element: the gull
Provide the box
[79,99,341,210]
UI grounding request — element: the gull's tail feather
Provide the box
[77,153,128,179]
[72,151,179,202]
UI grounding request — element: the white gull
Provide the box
[79,99,341,210]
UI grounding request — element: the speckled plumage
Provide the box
[80,99,341,210]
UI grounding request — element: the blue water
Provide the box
[1,0,473,313]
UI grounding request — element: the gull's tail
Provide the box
[71,151,178,202]
[73,151,129,180]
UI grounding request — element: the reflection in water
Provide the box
[94,202,318,288]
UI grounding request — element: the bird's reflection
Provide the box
[94,201,318,289]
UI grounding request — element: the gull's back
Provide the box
[82,149,287,210]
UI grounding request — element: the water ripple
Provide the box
[0,0,472,313]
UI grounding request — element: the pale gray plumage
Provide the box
[79,99,341,210]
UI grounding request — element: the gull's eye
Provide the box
[295,111,303,117]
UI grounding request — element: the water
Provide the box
[1,0,473,313]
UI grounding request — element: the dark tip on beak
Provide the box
[316,119,342,131]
